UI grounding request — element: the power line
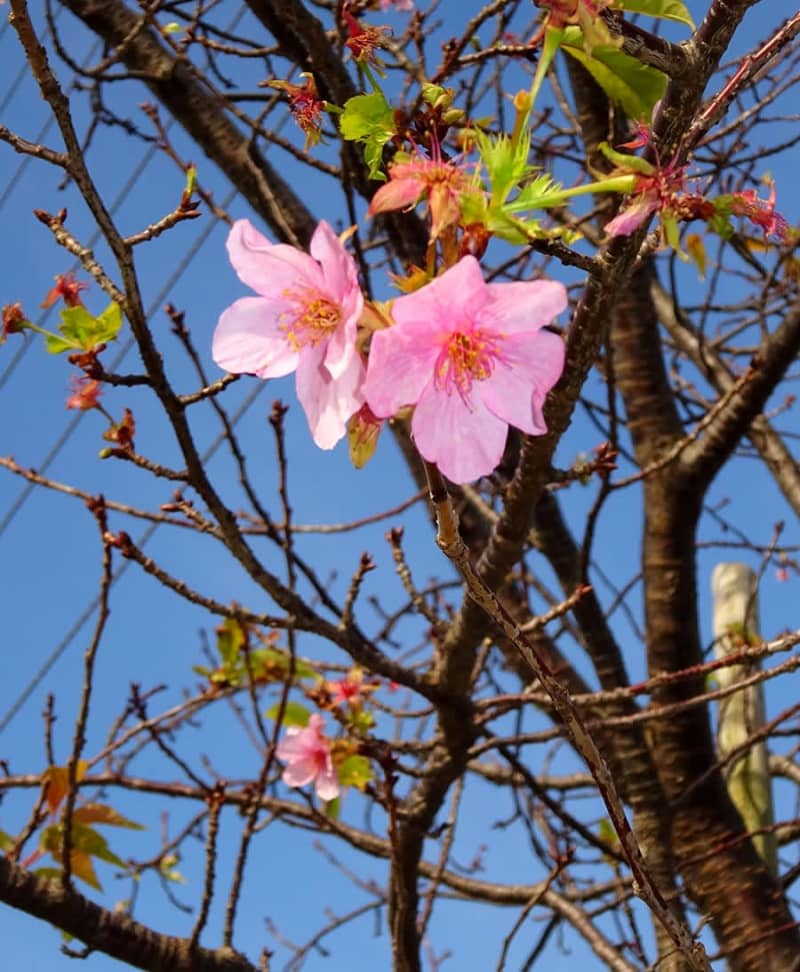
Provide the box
[0,3,263,732]
[0,137,164,395]
[0,361,262,735]
[0,157,217,541]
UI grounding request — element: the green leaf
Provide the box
[324,796,341,819]
[71,823,126,868]
[339,92,396,180]
[618,0,695,27]
[41,822,125,868]
[337,754,372,791]
[159,853,187,884]
[265,700,310,727]
[57,306,97,349]
[73,803,144,830]
[249,648,316,682]
[0,829,13,851]
[561,35,667,121]
[69,852,102,890]
[685,233,706,279]
[92,301,123,345]
[216,618,246,670]
[507,173,563,212]
[45,333,80,354]
[46,303,124,355]
[474,128,533,205]
[292,658,318,681]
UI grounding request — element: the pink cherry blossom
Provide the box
[213,220,365,449]
[328,668,366,707]
[368,154,472,240]
[276,714,339,801]
[363,256,567,483]
[381,0,414,10]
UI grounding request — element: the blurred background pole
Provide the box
[711,563,776,874]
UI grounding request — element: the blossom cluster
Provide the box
[213,219,567,484]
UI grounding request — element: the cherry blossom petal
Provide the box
[604,192,660,237]
[428,183,461,238]
[412,385,508,483]
[281,757,319,789]
[482,280,568,335]
[363,324,438,417]
[315,762,340,801]
[309,221,358,302]
[296,343,366,449]
[392,256,488,335]
[482,331,565,434]
[368,178,424,217]
[322,284,363,381]
[226,219,322,295]
[213,297,299,379]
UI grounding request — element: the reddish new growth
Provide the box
[535,0,611,29]
[730,182,789,241]
[342,7,389,66]
[267,74,325,148]
[604,126,713,239]
[41,272,88,309]
[1,302,26,343]
[103,408,136,454]
[66,376,102,411]
[531,0,615,48]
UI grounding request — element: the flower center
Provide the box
[434,327,502,401]
[280,289,341,351]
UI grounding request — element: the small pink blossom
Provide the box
[328,668,366,707]
[369,154,473,240]
[66,376,102,411]
[213,220,365,449]
[381,0,414,10]
[276,714,339,801]
[604,190,662,237]
[730,182,788,241]
[41,272,88,309]
[604,157,691,238]
[363,256,567,483]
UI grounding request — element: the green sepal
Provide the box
[598,141,655,176]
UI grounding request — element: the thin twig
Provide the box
[60,496,113,887]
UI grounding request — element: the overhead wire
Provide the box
[0,3,281,733]
[0,328,261,735]
[0,136,161,396]
[0,135,167,534]
[0,36,103,396]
